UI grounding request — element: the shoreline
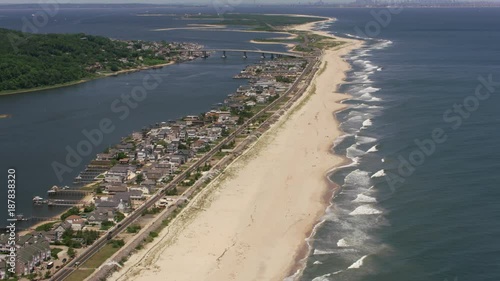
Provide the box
[0,61,176,96]
[283,19,363,279]
[108,17,363,281]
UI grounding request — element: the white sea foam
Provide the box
[346,110,368,118]
[283,269,301,281]
[311,273,331,281]
[352,73,372,84]
[372,39,393,50]
[346,145,366,159]
[367,145,378,153]
[358,49,371,57]
[333,134,353,149]
[350,205,382,216]
[344,169,371,187]
[355,135,377,145]
[353,59,378,72]
[353,104,383,110]
[345,115,364,123]
[359,93,382,102]
[337,238,350,247]
[359,86,380,94]
[347,255,369,269]
[371,169,386,178]
[313,261,323,265]
[345,33,368,40]
[361,119,373,129]
[313,249,336,255]
[353,194,377,203]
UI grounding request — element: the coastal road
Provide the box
[50,55,319,281]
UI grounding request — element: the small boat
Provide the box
[16,214,28,221]
[47,185,59,195]
[33,196,46,205]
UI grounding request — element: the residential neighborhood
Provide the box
[7,57,307,280]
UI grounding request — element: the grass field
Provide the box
[65,244,120,281]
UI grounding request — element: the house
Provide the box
[192,139,208,151]
[43,230,58,244]
[65,215,86,231]
[246,101,256,107]
[15,234,51,276]
[53,221,72,241]
[104,183,128,194]
[136,151,147,162]
[87,208,115,226]
[128,190,144,200]
[0,233,10,252]
[170,155,185,165]
[142,179,157,187]
[131,185,154,195]
[105,165,137,183]
[256,96,267,103]
[95,194,130,213]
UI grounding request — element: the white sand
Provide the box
[110,18,362,281]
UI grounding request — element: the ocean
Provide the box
[1,5,499,281]
[297,7,500,281]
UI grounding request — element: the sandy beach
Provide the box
[109,19,362,281]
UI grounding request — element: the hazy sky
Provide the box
[0,0,496,4]
[0,0,345,4]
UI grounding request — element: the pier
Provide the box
[47,185,93,197]
[47,199,90,207]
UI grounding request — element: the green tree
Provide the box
[115,211,125,222]
[60,207,80,220]
[136,174,144,184]
[67,247,76,258]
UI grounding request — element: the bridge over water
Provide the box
[173,49,304,59]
